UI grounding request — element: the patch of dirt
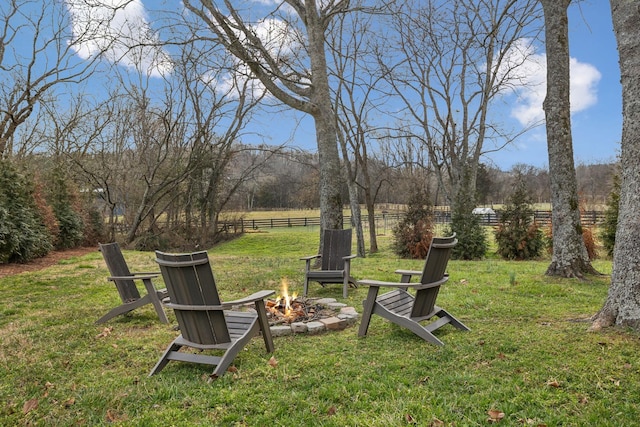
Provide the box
[0,247,97,278]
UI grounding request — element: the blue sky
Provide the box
[61,0,621,171]
[488,0,621,169]
[259,1,622,170]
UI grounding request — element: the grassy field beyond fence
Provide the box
[1,229,638,426]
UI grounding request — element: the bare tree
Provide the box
[592,0,640,329]
[540,0,598,278]
[329,7,387,255]
[381,0,541,215]
[0,0,103,158]
[180,0,348,240]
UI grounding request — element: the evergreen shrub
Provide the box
[494,173,544,260]
[600,173,620,257]
[392,188,434,259]
[0,161,52,262]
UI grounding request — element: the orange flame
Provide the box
[275,279,297,316]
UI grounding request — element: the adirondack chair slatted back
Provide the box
[99,243,141,302]
[155,251,231,345]
[321,229,352,271]
[412,235,457,318]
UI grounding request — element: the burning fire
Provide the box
[275,279,298,317]
[266,279,315,324]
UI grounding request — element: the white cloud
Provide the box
[66,0,172,77]
[500,39,601,127]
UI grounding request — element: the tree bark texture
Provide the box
[540,0,598,278]
[592,0,640,329]
[305,2,344,234]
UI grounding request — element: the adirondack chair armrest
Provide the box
[163,291,276,312]
[107,274,158,281]
[225,290,276,306]
[301,254,321,272]
[357,279,412,288]
[164,302,226,311]
[394,270,449,283]
[358,277,448,289]
[394,269,421,277]
[342,254,357,260]
[130,271,161,276]
[394,269,421,283]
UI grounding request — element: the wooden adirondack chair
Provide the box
[357,234,469,345]
[97,242,169,324]
[150,250,275,380]
[301,228,357,298]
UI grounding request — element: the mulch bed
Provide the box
[0,247,96,278]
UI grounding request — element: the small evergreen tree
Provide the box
[447,210,487,260]
[0,161,52,262]
[447,180,487,260]
[47,167,84,249]
[494,172,544,260]
[601,173,620,257]
[392,188,434,259]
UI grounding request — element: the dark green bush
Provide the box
[0,161,52,263]
[392,188,434,259]
[47,167,85,250]
[494,173,544,260]
[446,180,487,260]
[600,173,619,257]
[446,210,487,260]
[53,204,84,249]
[82,206,107,246]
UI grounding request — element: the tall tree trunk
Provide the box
[592,0,640,330]
[307,4,344,236]
[540,0,598,278]
[364,191,378,254]
[346,178,365,257]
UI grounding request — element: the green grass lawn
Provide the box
[1,229,637,426]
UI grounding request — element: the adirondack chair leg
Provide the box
[358,286,380,337]
[149,341,183,376]
[393,316,446,346]
[432,307,470,332]
[343,276,349,299]
[303,275,310,297]
[254,301,274,353]
[209,322,260,381]
[343,259,351,298]
[95,296,151,324]
[404,322,445,346]
[141,278,169,324]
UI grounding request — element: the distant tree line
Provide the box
[0,135,619,262]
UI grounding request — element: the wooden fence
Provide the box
[217,210,606,233]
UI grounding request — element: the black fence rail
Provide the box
[217,210,606,232]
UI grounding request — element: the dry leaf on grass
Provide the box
[105,409,127,423]
[488,409,505,423]
[23,398,38,414]
[96,327,113,339]
[268,356,278,368]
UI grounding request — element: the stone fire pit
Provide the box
[267,297,359,337]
